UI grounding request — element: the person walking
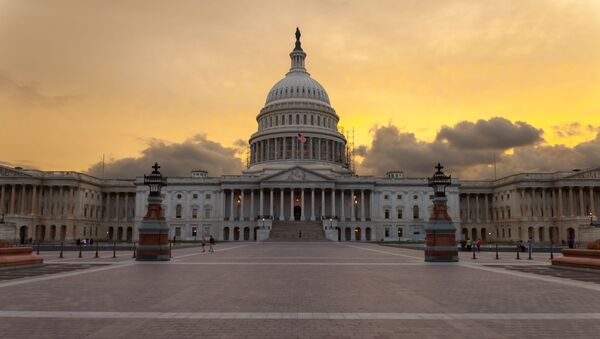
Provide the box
[475,238,482,252]
[208,235,215,254]
[201,239,206,253]
[465,238,472,251]
[527,237,534,259]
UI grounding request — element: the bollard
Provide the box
[113,242,116,258]
[78,243,82,258]
[472,247,476,260]
[169,242,172,258]
[550,243,554,260]
[516,245,521,260]
[132,242,136,258]
[94,241,99,258]
[59,242,64,259]
[495,244,499,260]
[36,241,40,255]
[528,246,532,260]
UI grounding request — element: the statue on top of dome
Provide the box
[294,27,302,51]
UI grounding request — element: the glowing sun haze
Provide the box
[1,0,599,179]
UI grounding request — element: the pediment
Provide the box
[262,166,333,183]
[565,168,600,180]
[0,165,32,177]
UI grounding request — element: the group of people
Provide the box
[76,238,94,246]
[201,235,216,253]
[462,238,482,251]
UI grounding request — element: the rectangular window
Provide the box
[204,208,211,219]
[384,194,389,200]
[193,194,198,199]
[385,227,390,238]
[397,208,403,219]
[192,208,198,219]
[397,194,402,200]
[397,227,403,238]
[191,226,198,237]
[384,209,390,219]
[175,227,181,237]
[205,193,211,200]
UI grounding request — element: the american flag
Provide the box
[297,133,306,144]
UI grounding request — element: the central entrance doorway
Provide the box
[293,206,301,221]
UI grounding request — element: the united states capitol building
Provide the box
[1,30,599,245]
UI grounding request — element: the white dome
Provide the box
[265,72,331,106]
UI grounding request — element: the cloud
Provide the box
[551,122,600,138]
[358,118,600,179]
[86,134,244,179]
[0,69,78,107]
[436,117,544,150]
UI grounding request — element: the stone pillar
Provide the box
[361,190,365,222]
[331,189,336,218]
[569,187,574,217]
[240,190,245,221]
[269,188,274,217]
[340,190,345,221]
[310,189,315,221]
[321,189,325,218]
[280,189,284,221]
[466,194,470,222]
[475,194,480,222]
[31,185,37,215]
[484,194,489,222]
[250,190,254,220]
[259,189,264,218]
[590,187,595,216]
[229,190,235,221]
[124,193,129,221]
[579,187,585,216]
[0,184,5,213]
[541,190,546,218]
[558,188,564,217]
[105,192,110,221]
[300,189,305,220]
[369,191,374,220]
[282,138,286,159]
[115,192,120,221]
[290,188,294,220]
[20,185,26,215]
[350,189,355,221]
[69,186,75,217]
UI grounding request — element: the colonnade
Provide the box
[223,188,371,222]
[250,136,345,164]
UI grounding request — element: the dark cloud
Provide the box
[436,117,544,150]
[86,135,244,179]
[358,119,600,180]
[0,69,78,107]
[552,122,600,138]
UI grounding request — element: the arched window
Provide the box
[296,114,299,124]
[310,115,314,125]
[303,114,307,124]
[176,204,182,219]
[317,116,321,126]
[413,205,419,219]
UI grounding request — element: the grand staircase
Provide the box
[268,220,327,241]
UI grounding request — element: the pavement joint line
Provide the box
[1,311,600,320]
[340,243,423,260]
[140,262,448,266]
[0,262,136,289]
[458,262,600,292]
[173,243,255,260]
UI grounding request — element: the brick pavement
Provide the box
[1,242,599,338]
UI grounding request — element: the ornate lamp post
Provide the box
[424,163,458,262]
[136,162,170,261]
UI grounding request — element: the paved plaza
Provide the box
[1,243,600,338]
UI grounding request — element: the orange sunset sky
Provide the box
[1,0,599,179]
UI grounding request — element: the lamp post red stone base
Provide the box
[425,164,458,262]
[136,163,170,261]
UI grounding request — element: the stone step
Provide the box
[268,221,327,242]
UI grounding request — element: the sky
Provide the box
[1,0,599,179]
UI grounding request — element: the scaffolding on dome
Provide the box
[339,126,355,174]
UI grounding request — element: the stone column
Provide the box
[269,188,274,217]
[240,190,245,221]
[275,138,278,160]
[484,194,489,222]
[290,188,294,220]
[229,190,235,221]
[590,187,595,216]
[300,189,305,220]
[466,194,470,222]
[115,192,120,221]
[69,187,75,217]
[541,190,546,218]
[105,193,110,221]
[124,193,129,220]
[558,188,564,217]
[579,187,585,216]
[340,190,345,221]
[331,189,336,218]
[569,187,574,217]
[259,189,264,218]
[321,189,325,218]
[31,185,37,215]
[0,184,5,213]
[369,191,375,220]
[282,138,287,160]
[310,189,315,221]
[292,136,296,159]
[19,185,26,215]
[250,190,254,220]
[475,194,480,222]
[350,189,355,221]
[280,189,284,221]
[361,190,365,222]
